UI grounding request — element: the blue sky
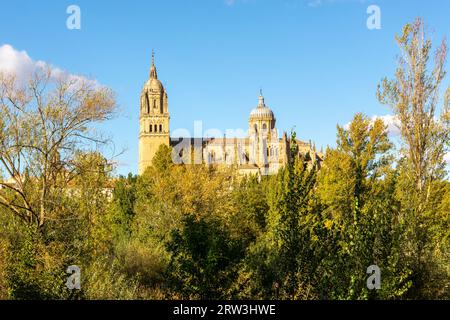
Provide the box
[1,0,449,175]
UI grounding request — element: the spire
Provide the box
[258,89,265,108]
[150,49,158,79]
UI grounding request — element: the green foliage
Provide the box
[266,152,318,299]
[231,175,269,244]
[165,216,244,299]
[314,114,414,299]
[80,258,139,300]
[151,144,174,172]
[110,173,138,239]
[0,18,448,301]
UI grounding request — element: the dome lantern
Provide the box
[249,90,275,121]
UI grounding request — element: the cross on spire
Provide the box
[258,88,265,107]
[149,49,158,79]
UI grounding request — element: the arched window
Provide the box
[146,95,150,114]
[153,99,156,109]
[154,124,158,132]
[149,124,152,132]
[159,124,163,132]
[254,124,258,133]
[262,123,267,131]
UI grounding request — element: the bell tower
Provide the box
[138,51,170,174]
[248,91,276,168]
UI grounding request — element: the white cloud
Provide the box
[370,114,401,137]
[344,114,401,137]
[444,152,450,164]
[0,44,37,82]
[0,44,97,87]
[345,114,450,164]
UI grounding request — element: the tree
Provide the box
[377,18,449,194]
[0,67,120,299]
[0,67,116,228]
[242,133,318,299]
[165,215,244,299]
[110,173,138,239]
[377,18,450,298]
[318,113,392,223]
[231,174,269,246]
[315,114,412,299]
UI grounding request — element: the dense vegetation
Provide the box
[0,19,449,300]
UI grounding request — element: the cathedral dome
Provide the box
[145,78,163,92]
[249,93,274,120]
[143,50,164,92]
[250,106,274,119]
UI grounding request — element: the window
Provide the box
[159,124,163,132]
[262,123,267,130]
[153,99,156,109]
[154,124,158,132]
[149,124,152,132]
[254,124,258,133]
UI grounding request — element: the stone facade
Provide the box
[138,55,321,175]
[138,53,170,174]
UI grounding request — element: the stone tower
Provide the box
[138,52,170,174]
[248,91,276,168]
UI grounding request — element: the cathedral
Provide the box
[138,54,322,175]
